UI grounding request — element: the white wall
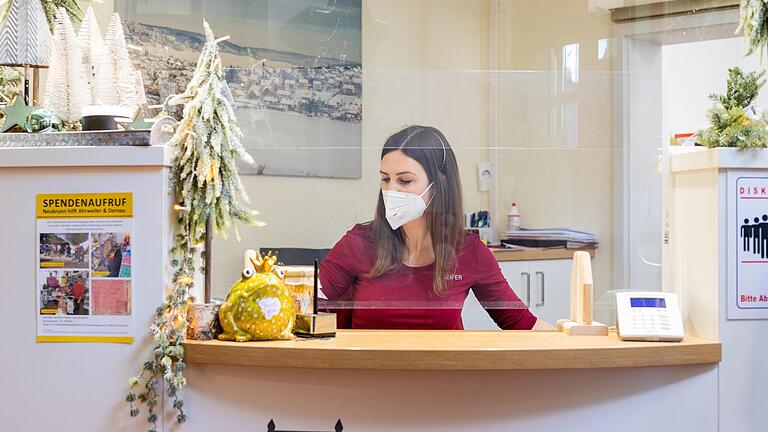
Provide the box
[663,37,768,137]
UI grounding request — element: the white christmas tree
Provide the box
[0,0,52,66]
[94,12,142,110]
[77,5,105,104]
[94,44,118,105]
[132,69,148,106]
[43,7,90,123]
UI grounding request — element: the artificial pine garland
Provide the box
[698,67,768,149]
[0,67,22,103]
[126,20,260,431]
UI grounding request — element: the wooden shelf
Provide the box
[491,248,596,262]
[184,330,720,371]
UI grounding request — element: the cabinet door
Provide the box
[462,261,529,330]
[527,259,571,324]
[498,261,533,305]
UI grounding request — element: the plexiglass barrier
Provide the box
[117,1,754,328]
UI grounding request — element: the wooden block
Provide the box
[570,251,594,323]
[557,320,609,336]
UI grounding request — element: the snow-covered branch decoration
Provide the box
[125,20,261,431]
[738,0,768,59]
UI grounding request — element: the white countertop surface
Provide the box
[670,147,768,172]
[0,145,173,168]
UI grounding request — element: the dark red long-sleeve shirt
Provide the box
[319,224,537,330]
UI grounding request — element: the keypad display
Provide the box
[616,292,684,342]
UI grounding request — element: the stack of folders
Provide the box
[501,228,598,249]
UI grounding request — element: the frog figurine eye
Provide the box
[242,267,254,279]
[275,267,285,279]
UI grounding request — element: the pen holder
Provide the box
[478,227,498,245]
[293,312,337,338]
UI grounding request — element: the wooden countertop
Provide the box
[491,248,596,262]
[184,330,720,370]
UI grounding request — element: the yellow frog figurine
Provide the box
[218,252,296,341]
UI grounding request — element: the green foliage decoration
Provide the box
[698,67,768,149]
[0,66,22,104]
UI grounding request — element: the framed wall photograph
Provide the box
[118,0,362,178]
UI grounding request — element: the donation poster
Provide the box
[36,193,134,342]
[729,175,768,319]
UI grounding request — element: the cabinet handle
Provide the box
[521,272,531,308]
[535,271,545,307]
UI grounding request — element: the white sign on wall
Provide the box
[728,173,768,319]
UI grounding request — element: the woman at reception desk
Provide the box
[319,125,555,330]
[180,128,721,431]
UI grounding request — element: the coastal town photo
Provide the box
[120,0,363,178]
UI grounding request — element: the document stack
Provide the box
[501,227,598,249]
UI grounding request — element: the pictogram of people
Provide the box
[741,215,768,259]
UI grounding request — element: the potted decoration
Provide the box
[125,20,262,431]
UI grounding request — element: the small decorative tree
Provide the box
[697,67,768,149]
[0,0,52,66]
[43,6,89,123]
[126,20,260,431]
[77,5,104,103]
[96,12,142,109]
[0,0,83,31]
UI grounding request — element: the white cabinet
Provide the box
[526,260,571,324]
[462,259,572,329]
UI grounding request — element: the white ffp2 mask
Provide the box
[382,183,434,230]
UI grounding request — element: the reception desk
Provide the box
[185,330,720,370]
[181,331,721,432]
[0,146,726,432]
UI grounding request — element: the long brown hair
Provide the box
[368,125,465,295]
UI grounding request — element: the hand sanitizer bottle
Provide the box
[507,203,521,231]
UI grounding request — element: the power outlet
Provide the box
[478,162,494,192]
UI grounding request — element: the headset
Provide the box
[400,126,448,169]
[432,130,447,169]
